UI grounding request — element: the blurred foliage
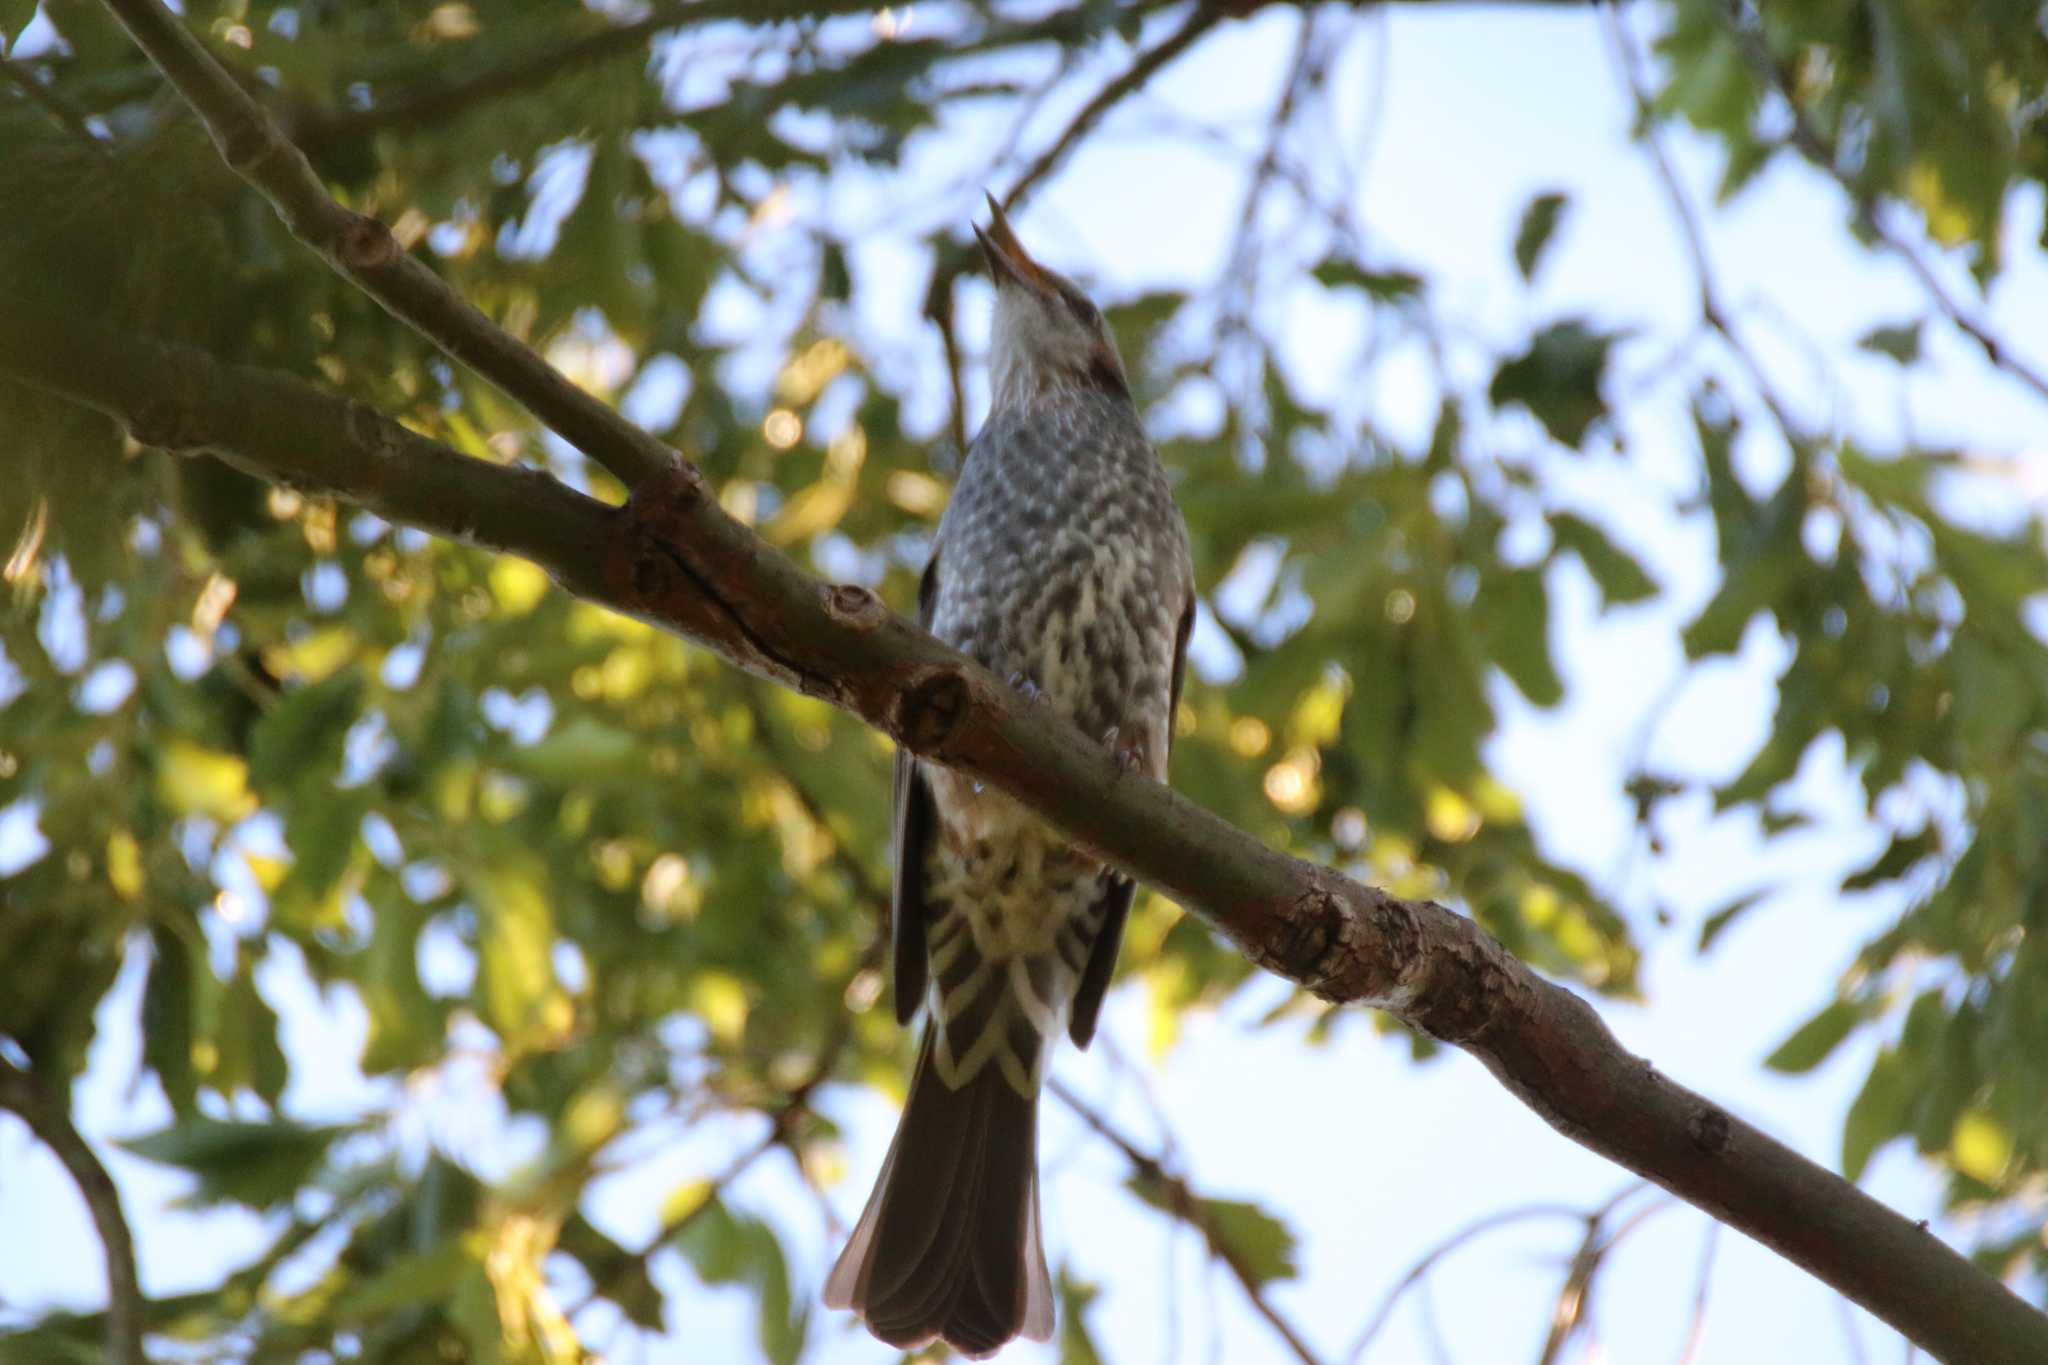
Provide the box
[0,0,2044,1358]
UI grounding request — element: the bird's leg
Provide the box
[1100,723,1145,776]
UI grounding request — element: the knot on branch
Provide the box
[898,669,971,754]
[1688,1104,1732,1155]
[336,211,399,272]
[822,583,886,631]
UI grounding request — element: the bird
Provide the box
[824,194,1196,1357]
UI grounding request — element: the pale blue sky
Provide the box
[5,4,2047,1364]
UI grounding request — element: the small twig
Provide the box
[1673,1220,1721,1365]
[1218,12,1323,344]
[1003,3,1228,213]
[0,1056,143,1365]
[1838,1294,1874,1365]
[1716,0,2048,404]
[1051,1078,1328,1365]
[1599,2,1815,451]
[1538,1188,1672,1365]
[1344,1201,1591,1364]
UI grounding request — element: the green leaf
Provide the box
[1,0,36,50]
[1057,1269,1105,1365]
[1844,1046,1912,1181]
[1550,513,1656,606]
[1488,320,1618,448]
[1765,1000,1864,1074]
[141,925,197,1117]
[1311,259,1425,302]
[502,715,644,785]
[560,1215,667,1331]
[1841,829,1937,893]
[675,1198,805,1365]
[1475,566,1562,706]
[1856,320,1923,365]
[335,1241,473,1319]
[1697,888,1766,951]
[275,790,367,923]
[120,1117,348,1209]
[249,672,363,788]
[1513,190,1569,280]
[464,852,563,1050]
[1126,1175,1298,1287]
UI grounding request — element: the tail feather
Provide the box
[824,1028,1053,1357]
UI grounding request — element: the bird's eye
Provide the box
[1064,292,1100,327]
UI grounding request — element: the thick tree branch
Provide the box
[99,0,677,490]
[7,294,2044,1364]
[0,1056,143,1365]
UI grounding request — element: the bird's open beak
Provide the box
[973,191,1047,292]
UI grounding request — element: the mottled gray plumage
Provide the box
[825,198,1195,1358]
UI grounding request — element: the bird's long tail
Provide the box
[823,1025,1054,1357]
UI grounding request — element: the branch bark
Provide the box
[0,1057,143,1365]
[100,0,677,491]
[21,4,2048,1362]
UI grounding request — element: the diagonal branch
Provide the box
[1343,1200,1593,1363]
[1600,2,1816,451]
[1003,3,1228,212]
[99,0,677,491]
[0,1056,143,1365]
[1050,1078,1326,1365]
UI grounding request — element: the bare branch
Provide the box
[1600,3,1817,450]
[1674,1220,1721,1365]
[1538,1188,1672,1365]
[1345,1201,1592,1363]
[0,1056,143,1365]
[1003,4,1228,212]
[1050,1078,1327,1365]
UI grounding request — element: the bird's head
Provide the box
[975,193,1130,409]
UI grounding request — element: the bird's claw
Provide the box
[1009,672,1050,708]
[1102,724,1144,776]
